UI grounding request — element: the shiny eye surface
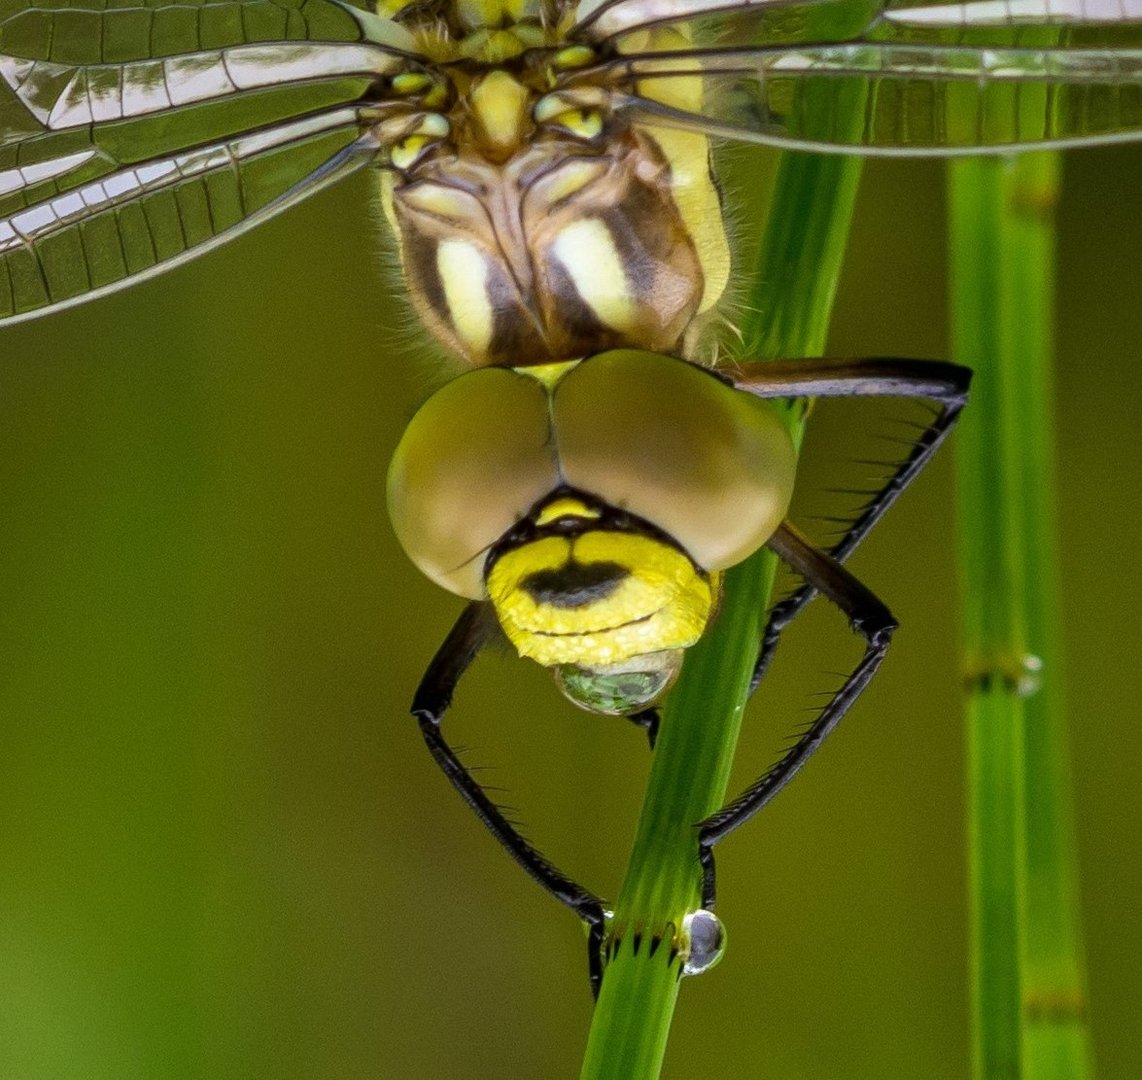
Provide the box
[553,351,798,572]
[385,367,559,599]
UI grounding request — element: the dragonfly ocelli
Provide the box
[2,0,1140,990]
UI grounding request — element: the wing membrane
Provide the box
[882,1,1142,28]
[574,0,824,40]
[0,0,416,321]
[0,0,418,62]
[0,0,413,146]
[577,0,1142,40]
[586,0,1142,153]
[1,42,403,132]
[0,105,378,323]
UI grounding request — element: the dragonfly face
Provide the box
[386,348,797,711]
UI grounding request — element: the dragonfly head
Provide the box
[386,350,797,715]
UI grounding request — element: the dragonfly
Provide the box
[1,0,1139,992]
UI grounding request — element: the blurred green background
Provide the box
[0,144,1138,1079]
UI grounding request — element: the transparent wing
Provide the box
[576,0,1142,154]
[0,0,414,321]
[575,0,830,41]
[575,0,1142,41]
[0,106,379,323]
[0,0,411,147]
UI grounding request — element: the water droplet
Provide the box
[554,650,683,715]
[680,909,725,976]
[1017,654,1043,698]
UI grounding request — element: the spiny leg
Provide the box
[625,708,660,749]
[696,522,897,910]
[732,357,970,693]
[413,600,609,993]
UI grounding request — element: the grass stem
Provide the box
[579,146,863,1080]
[949,152,1092,1080]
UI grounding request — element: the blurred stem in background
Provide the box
[950,153,1092,1080]
[579,141,864,1080]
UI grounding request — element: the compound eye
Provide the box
[554,650,684,716]
[386,368,559,599]
[554,351,798,572]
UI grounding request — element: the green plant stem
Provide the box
[579,146,863,1080]
[950,153,1092,1080]
[1007,165,1093,1080]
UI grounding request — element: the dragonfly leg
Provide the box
[413,601,609,994]
[696,522,896,910]
[732,357,970,693]
[625,708,660,749]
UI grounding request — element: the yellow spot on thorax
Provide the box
[470,70,531,159]
[457,0,534,29]
[436,239,494,358]
[630,27,730,316]
[552,219,636,334]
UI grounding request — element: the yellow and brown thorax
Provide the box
[377,0,731,366]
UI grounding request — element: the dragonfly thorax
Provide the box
[377,16,730,365]
[387,128,708,365]
[386,1,577,57]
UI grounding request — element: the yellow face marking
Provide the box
[534,497,601,526]
[552,219,636,335]
[487,529,718,668]
[437,239,494,359]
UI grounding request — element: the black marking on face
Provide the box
[521,560,629,608]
